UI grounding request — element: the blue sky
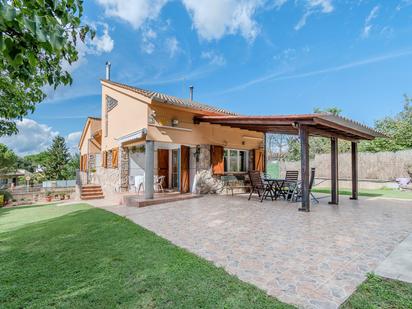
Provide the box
[3,0,412,155]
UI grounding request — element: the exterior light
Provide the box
[172,119,179,127]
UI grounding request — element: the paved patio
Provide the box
[97,195,412,308]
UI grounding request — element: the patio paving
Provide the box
[97,195,412,309]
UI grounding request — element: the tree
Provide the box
[266,134,293,161]
[65,153,80,179]
[359,95,412,152]
[44,136,70,180]
[0,0,94,136]
[286,107,350,161]
[0,143,17,173]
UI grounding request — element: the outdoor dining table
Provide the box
[263,178,298,200]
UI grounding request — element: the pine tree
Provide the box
[44,136,70,180]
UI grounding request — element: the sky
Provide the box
[2,0,412,155]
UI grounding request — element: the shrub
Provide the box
[0,190,13,203]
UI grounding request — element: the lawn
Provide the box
[312,187,412,199]
[0,203,293,309]
[342,274,412,308]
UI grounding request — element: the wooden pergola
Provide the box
[195,114,386,212]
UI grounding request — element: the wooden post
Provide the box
[299,125,310,212]
[329,137,339,205]
[263,133,267,174]
[350,141,358,200]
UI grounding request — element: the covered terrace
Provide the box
[194,113,386,212]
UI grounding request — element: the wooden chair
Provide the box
[278,170,299,199]
[248,171,274,202]
[291,168,319,203]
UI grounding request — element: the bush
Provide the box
[0,190,13,203]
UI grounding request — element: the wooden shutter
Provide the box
[157,149,169,187]
[112,148,119,168]
[254,149,264,172]
[180,146,190,193]
[211,145,224,175]
[84,155,88,171]
[102,151,107,168]
[80,155,84,172]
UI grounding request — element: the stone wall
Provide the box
[120,147,129,192]
[90,166,120,195]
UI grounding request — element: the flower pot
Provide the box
[46,196,52,202]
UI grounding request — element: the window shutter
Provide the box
[254,149,264,172]
[84,155,88,171]
[102,151,107,168]
[211,145,224,175]
[80,155,83,172]
[112,148,119,168]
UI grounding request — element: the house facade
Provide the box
[78,78,265,197]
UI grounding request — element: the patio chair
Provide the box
[290,168,319,203]
[248,170,274,202]
[154,175,165,193]
[278,170,299,200]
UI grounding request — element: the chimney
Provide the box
[189,85,194,101]
[105,61,111,80]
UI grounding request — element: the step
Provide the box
[81,195,105,200]
[81,192,104,197]
[81,189,103,194]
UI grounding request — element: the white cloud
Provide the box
[218,48,412,94]
[89,24,114,53]
[165,37,180,57]
[141,28,157,54]
[361,5,380,38]
[66,131,82,154]
[0,119,58,156]
[295,0,334,31]
[201,50,226,66]
[96,0,168,29]
[181,0,264,41]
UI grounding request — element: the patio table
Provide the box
[264,178,298,200]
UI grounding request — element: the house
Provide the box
[79,64,384,210]
[78,71,265,200]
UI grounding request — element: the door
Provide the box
[157,149,169,188]
[180,145,190,193]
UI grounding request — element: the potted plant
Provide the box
[45,191,52,202]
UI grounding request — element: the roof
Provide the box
[78,117,102,149]
[102,80,237,115]
[195,114,386,141]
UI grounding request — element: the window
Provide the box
[224,149,247,173]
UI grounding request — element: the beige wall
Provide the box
[79,119,101,155]
[101,82,149,150]
[147,104,264,150]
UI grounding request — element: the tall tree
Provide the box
[44,136,70,180]
[0,0,94,136]
[359,95,412,152]
[0,143,17,174]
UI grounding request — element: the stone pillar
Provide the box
[144,140,154,199]
[120,147,129,192]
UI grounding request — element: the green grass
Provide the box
[0,203,293,309]
[342,274,412,309]
[312,187,412,199]
[267,161,280,178]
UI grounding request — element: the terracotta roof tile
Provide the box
[103,80,237,115]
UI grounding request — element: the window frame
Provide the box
[223,148,248,173]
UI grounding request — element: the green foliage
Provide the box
[0,143,17,173]
[44,136,70,180]
[359,95,412,152]
[0,0,94,136]
[0,189,12,202]
[17,151,50,172]
[286,107,350,161]
[66,153,80,179]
